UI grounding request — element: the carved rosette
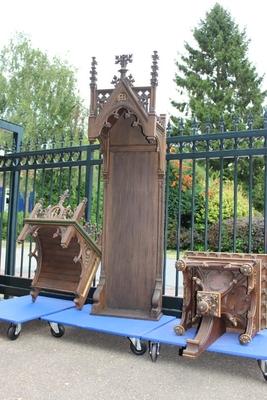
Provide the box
[175,259,187,272]
[174,324,185,336]
[196,291,221,318]
[239,333,252,345]
[240,263,254,276]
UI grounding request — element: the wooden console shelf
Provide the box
[174,251,266,358]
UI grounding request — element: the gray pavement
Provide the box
[0,319,265,400]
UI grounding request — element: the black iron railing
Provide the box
[1,113,267,316]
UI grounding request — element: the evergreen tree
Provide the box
[171,3,266,132]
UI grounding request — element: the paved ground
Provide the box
[0,320,265,400]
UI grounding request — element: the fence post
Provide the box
[3,122,23,275]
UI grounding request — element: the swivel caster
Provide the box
[257,360,267,381]
[178,346,186,356]
[7,323,22,340]
[128,337,147,355]
[149,342,160,362]
[49,322,65,338]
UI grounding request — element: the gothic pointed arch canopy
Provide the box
[88,53,166,320]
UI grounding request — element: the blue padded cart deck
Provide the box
[41,304,176,338]
[141,318,267,360]
[0,295,74,324]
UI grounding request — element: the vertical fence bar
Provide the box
[96,162,102,229]
[85,148,93,222]
[163,155,170,295]
[248,136,253,253]
[233,137,238,252]
[20,169,29,276]
[264,111,267,252]
[204,152,209,251]
[218,138,224,251]
[0,171,6,272]
[28,168,37,278]
[190,141,196,250]
[5,168,20,275]
[175,156,183,296]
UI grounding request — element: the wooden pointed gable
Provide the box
[88,53,166,320]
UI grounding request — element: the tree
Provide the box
[0,33,85,145]
[171,3,266,132]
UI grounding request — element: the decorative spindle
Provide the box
[191,114,198,135]
[247,112,253,130]
[166,121,171,137]
[219,115,225,133]
[205,116,211,134]
[179,118,184,135]
[233,114,240,131]
[150,51,159,87]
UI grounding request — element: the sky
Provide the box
[1,0,267,118]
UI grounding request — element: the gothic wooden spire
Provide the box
[90,57,97,87]
[150,51,159,87]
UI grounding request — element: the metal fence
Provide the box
[1,114,267,313]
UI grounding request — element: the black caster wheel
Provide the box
[149,342,160,362]
[178,346,186,356]
[49,322,65,338]
[128,338,147,355]
[257,360,267,381]
[7,323,21,340]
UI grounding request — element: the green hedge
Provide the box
[208,217,265,253]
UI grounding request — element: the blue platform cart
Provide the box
[41,304,267,381]
[0,295,74,339]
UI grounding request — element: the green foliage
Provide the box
[0,33,86,144]
[196,177,255,226]
[1,212,24,240]
[167,158,205,248]
[209,217,265,253]
[171,3,266,131]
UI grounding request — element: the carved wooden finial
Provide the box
[115,54,133,79]
[90,57,97,87]
[150,51,159,87]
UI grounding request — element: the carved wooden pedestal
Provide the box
[88,53,166,319]
[18,193,101,309]
[175,252,264,358]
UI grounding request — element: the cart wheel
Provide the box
[128,338,147,355]
[49,322,65,338]
[149,342,160,362]
[257,360,267,381]
[178,346,186,356]
[7,323,21,341]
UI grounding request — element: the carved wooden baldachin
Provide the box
[18,192,101,309]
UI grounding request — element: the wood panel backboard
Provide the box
[88,53,166,319]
